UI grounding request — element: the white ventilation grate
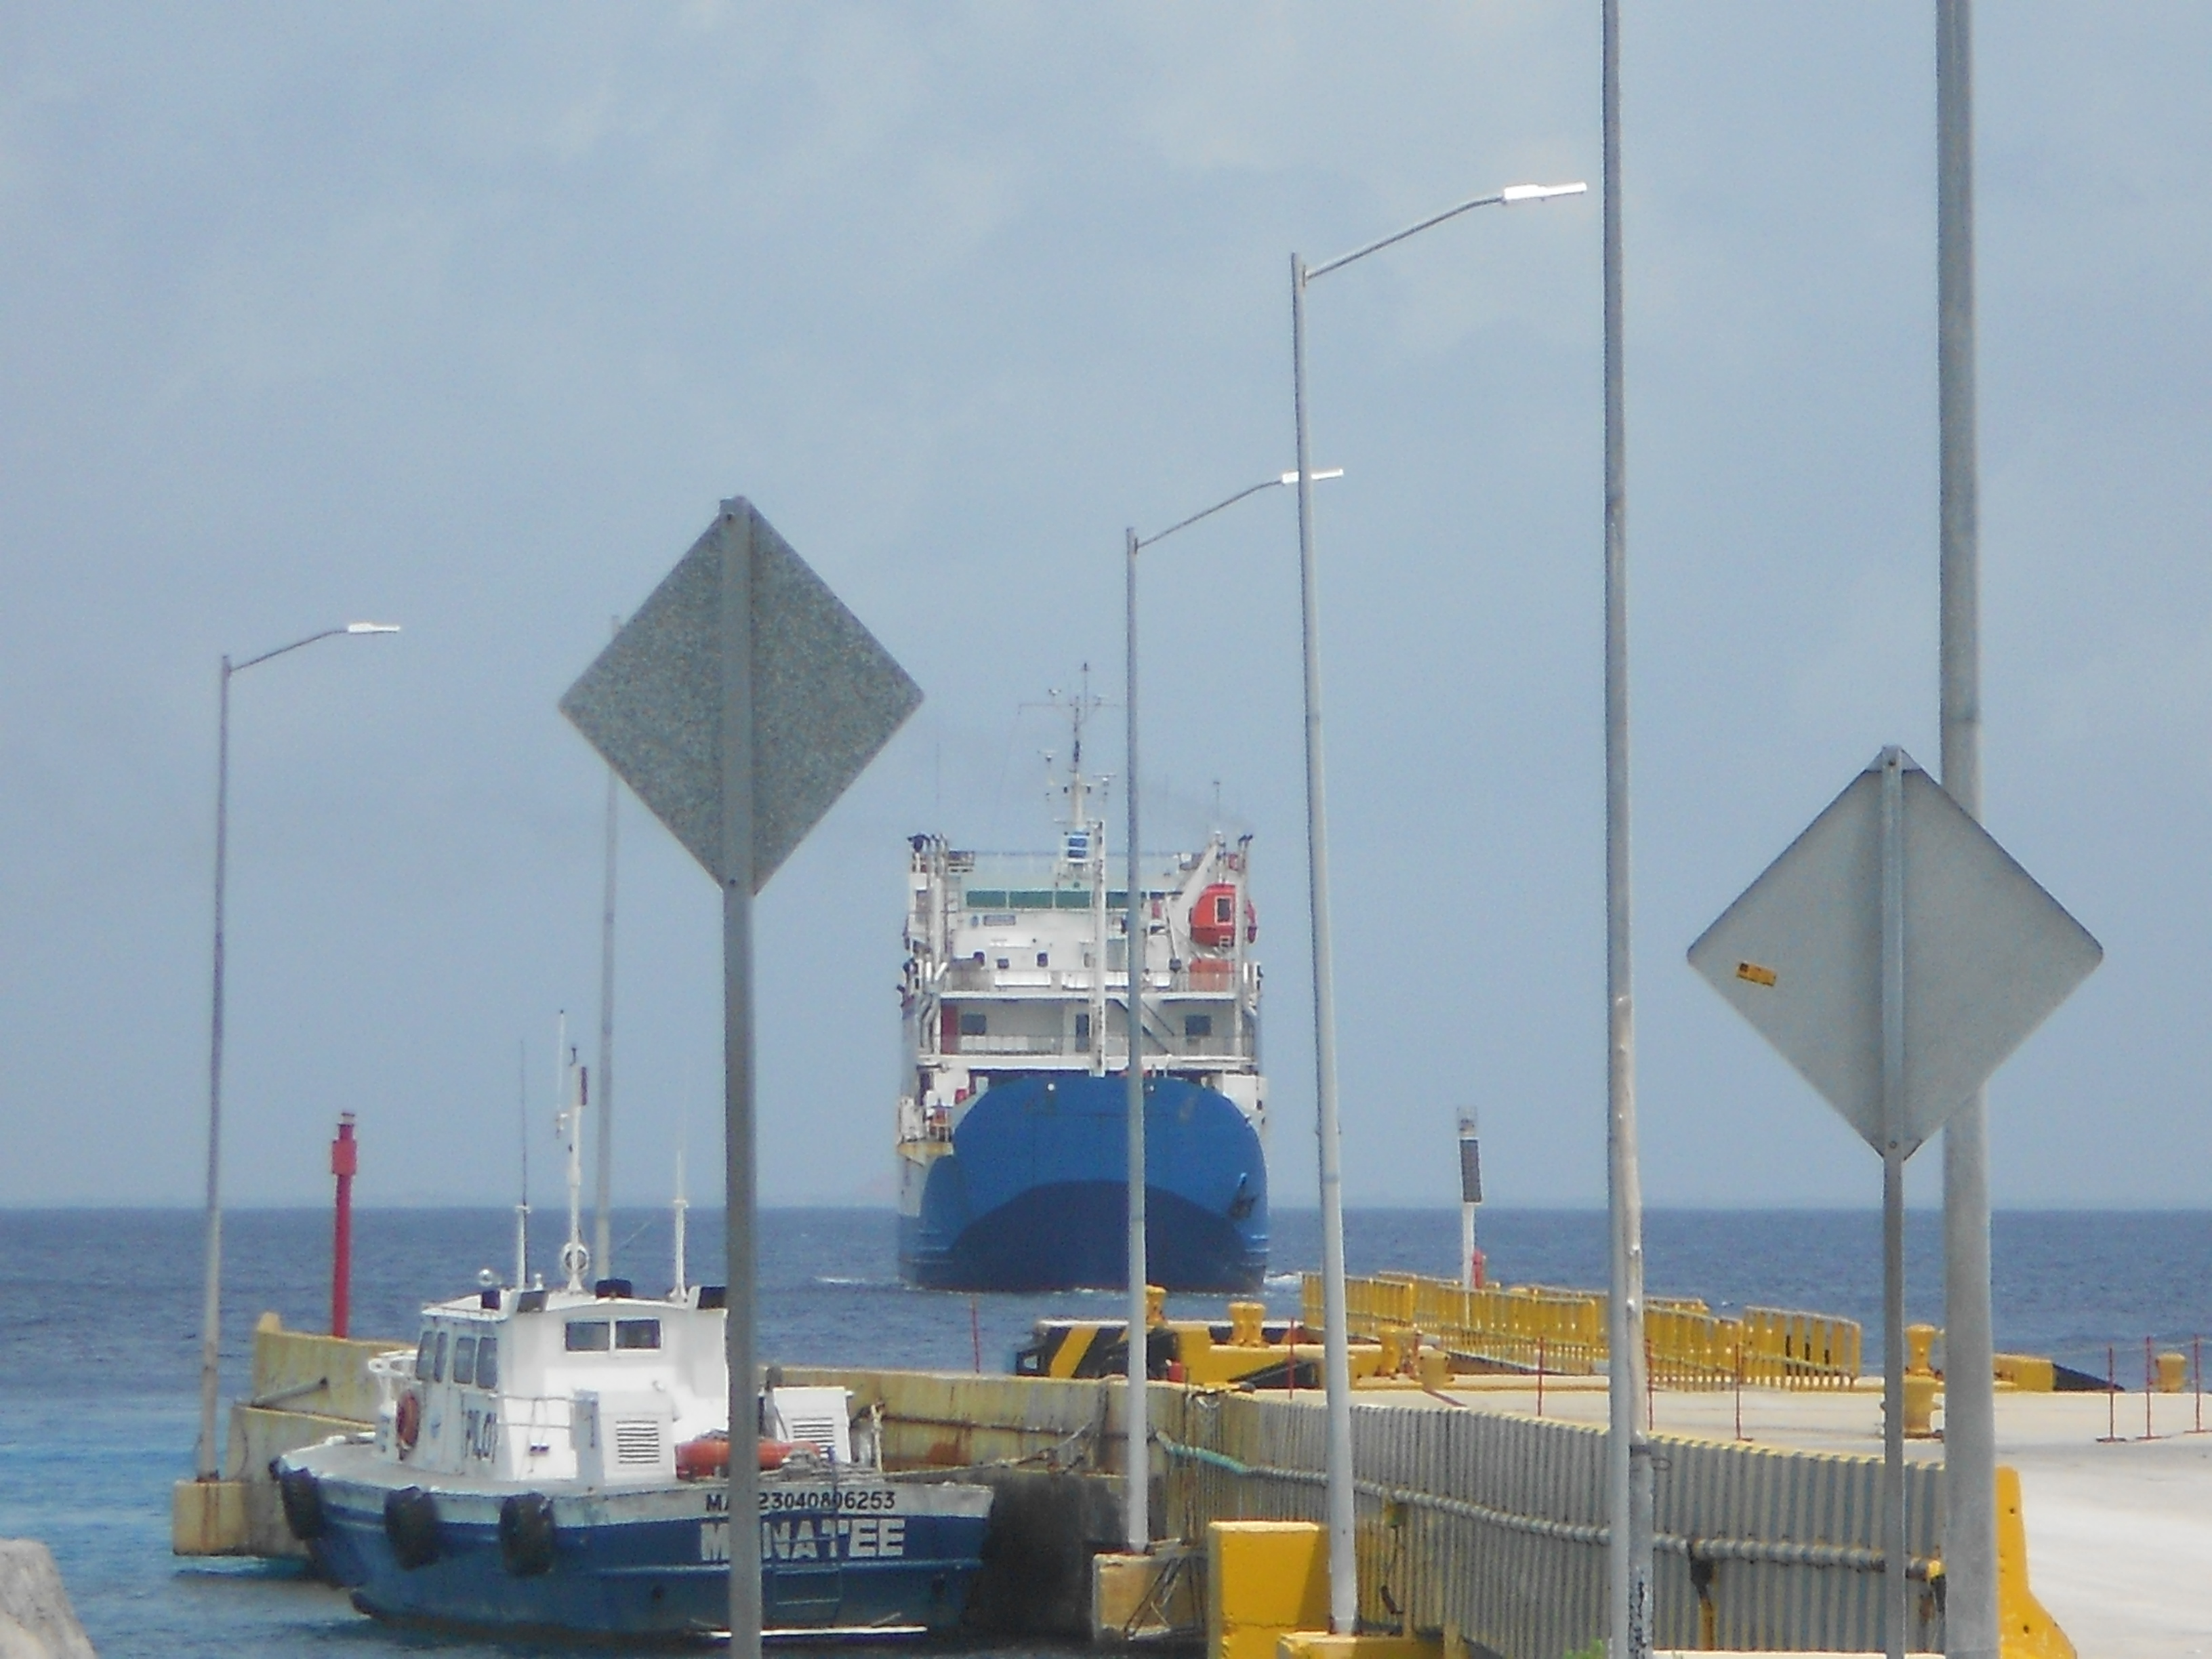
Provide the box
[613,1418,663,1466]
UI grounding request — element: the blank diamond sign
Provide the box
[1688,747,2100,1157]
[560,498,921,891]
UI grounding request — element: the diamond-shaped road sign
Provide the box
[560,499,922,890]
[1688,747,2101,1158]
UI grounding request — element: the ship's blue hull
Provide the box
[899,1073,1267,1292]
[296,1462,989,1641]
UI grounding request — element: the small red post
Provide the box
[1646,1336,1656,1433]
[2144,1336,2156,1441]
[2100,1344,2119,1443]
[330,1113,357,1338]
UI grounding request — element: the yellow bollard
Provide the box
[1905,1322,1939,1376]
[1147,1284,1168,1326]
[1903,1372,1940,1439]
[1417,1348,1450,1391]
[1229,1301,1267,1348]
[2156,1350,2186,1393]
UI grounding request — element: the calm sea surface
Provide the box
[1,1206,2207,1657]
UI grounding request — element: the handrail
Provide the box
[1306,1270,1861,1390]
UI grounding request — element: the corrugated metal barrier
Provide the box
[789,1366,1941,1658]
[1308,1271,1862,1391]
[1157,1389,1943,1658]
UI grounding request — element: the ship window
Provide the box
[996,957,1010,970]
[475,1338,499,1391]
[1075,1014,1091,1043]
[451,1335,478,1387]
[431,1330,448,1382]
[615,1318,662,1351]
[1036,951,1049,968]
[414,1331,436,1381]
[1185,1015,1214,1039]
[565,1319,612,1352]
[1216,895,1233,923]
[959,1012,987,1036]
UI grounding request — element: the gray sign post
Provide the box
[1689,746,2097,1659]
[561,499,921,1658]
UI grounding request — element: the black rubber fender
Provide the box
[384,1485,441,1570]
[277,1467,326,1542]
[499,1492,557,1578]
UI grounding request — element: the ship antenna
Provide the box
[514,1038,530,1290]
[672,1133,689,1298]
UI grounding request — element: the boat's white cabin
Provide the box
[373,1282,731,1488]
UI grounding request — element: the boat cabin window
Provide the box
[415,1331,434,1380]
[1185,1014,1213,1039]
[566,1319,612,1352]
[474,1337,499,1391]
[452,1335,478,1387]
[615,1318,661,1351]
[959,1012,987,1036]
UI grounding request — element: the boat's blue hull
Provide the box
[302,1471,989,1641]
[899,1073,1267,1292]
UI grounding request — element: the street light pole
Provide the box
[1122,469,1337,1556]
[1289,176,1584,1634]
[1937,5,1998,1655]
[194,621,399,1483]
[1122,523,1149,1556]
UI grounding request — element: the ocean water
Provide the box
[1,1206,2207,1657]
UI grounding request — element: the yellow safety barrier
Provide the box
[1309,1271,1862,1391]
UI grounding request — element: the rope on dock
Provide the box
[1153,1433,1934,1578]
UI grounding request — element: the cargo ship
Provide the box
[895,709,1267,1292]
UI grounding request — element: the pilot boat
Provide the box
[276,1052,992,1641]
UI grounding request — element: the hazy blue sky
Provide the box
[4,5,2207,1212]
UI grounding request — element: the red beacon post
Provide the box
[331,1113,358,1337]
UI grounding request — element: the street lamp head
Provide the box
[1279,468,1346,487]
[345,622,402,634]
[1501,182,1589,203]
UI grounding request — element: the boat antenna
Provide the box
[514,1038,530,1290]
[556,1011,591,1292]
[672,1136,690,1299]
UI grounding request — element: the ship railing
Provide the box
[1307,1270,1863,1390]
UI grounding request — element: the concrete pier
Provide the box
[1425,1378,2212,1658]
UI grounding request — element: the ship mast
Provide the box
[1054,672,1112,1079]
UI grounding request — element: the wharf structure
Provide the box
[173,1270,2206,1656]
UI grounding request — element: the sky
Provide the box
[3,3,2209,1211]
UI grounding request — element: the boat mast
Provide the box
[1063,672,1110,1079]
[514,1038,531,1289]
[556,1012,590,1292]
[672,1141,689,1298]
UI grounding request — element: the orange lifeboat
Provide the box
[1189,884,1256,949]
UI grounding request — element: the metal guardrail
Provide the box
[1306,1271,1862,1390]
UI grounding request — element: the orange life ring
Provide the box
[396,1390,423,1451]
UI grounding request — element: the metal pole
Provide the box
[595,619,620,1282]
[195,656,232,1482]
[1601,1,1653,1650]
[1124,524,1150,1555]
[1290,252,1357,1634]
[720,503,762,1659]
[1938,5,1998,1654]
[1880,748,1909,1659]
